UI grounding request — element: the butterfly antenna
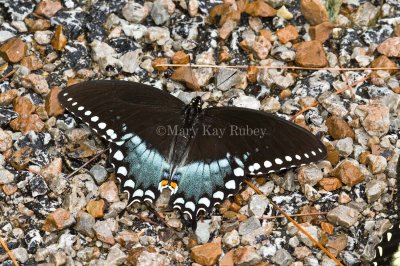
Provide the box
[244,180,345,266]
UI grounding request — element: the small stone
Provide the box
[338,192,351,204]
[10,146,33,170]
[245,0,276,17]
[336,137,353,157]
[105,245,127,265]
[98,56,123,76]
[355,100,390,137]
[321,222,334,235]
[326,235,347,256]
[120,50,142,74]
[115,230,140,248]
[51,25,67,51]
[318,92,348,117]
[309,22,333,43]
[145,27,170,46]
[87,199,105,218]
[333,160,364,187]
[220,250,234,266]
[247,66,258,84]
[293,246,311,259]
[20,56,43,70]
[370,55,397,75]
[195,220,211,244]
[233,246,262,266]
[99,181,119,203]
[248,195,268,217]
[271,249,293,266]
[0,168,14,185]
[188,0,199,17]
[326,116,355,140]
[366,154,387,174]
[219,20,237,40]
[41,157,62,181]
[90,164,108,184]
[22,74,50,95]
[377,37,400,58]
[122,1,149,23]
[350,2,380,27]
[172,51,190,65]
[11,247,29,263]
[297,165,323,187]
[318,177,342,191]
[223,230,240,248]
[93,220,115,245]
[171,67,200,91]
[42,208,74,232]
[10,114,45,133]
[277,25,298,44]
[74,211,95,238]
[300,0,329,25]
[327,205,360,228]
[0,128,12,152]
[0,37,27,63]
[153,58,168,71]
[294,41,328,68]
[34,30,53,44]
[238,216,261,235]
[277,6,293,20]
[35,0,62,18]
[241,224,273,245]
[190,242,222,266]
[0,89,18,106]
[25,18,51,32]
[151,0,176,25]
[365,180,387,203]
[2,184,17,195]
[232,95,260,110]
[45,86,64,116]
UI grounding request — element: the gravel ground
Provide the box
[0,0,399,265]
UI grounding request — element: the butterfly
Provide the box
[371,223,400,266]
[58,80,327,224]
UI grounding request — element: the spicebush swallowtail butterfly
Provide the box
[59,80,327,223]
[371,222,400,266]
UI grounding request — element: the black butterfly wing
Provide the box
[59,80,185,204]
[372,223,400,266]
[170,107,327,218]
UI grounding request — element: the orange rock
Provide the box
[333,160,365,187]
[20,56,43,70]
[115,230,140,247]
[294,40,328,67]
[42,208,72,232]
[152,58,168,71]
[338,192,351,204]
[99,181,119,203]
[219,10,241,26]
[326,235,348,256]
[300,0,329,25]
[395,24,400,37]
[245,0,276,17]
[233,246,261,265]
[319,177,342,191]
[219,20,237,40]
[297,205,319,224]
[0,89,18,106]
[172,51,190,65]
[41,158,62,181]
[51,25,68,51]
[370,55,398,74]
[35,0,63,18]
[279,89,292,99]
[24,18,51,32]
[309,21,333,43]
[277,25,298,44]
[247,66,258,83]
[10,146,33,170]
[326,142,340,166]
[208,3,231,24]
[219,48,231,62]
[321,222,334,235]
[171,66,200,91]
[377,37,400,58]
[13,96,35,115]
[326,116,355,140]
[87,199,105,218]
[2,184,17,196]
[220,250,234,266]
[10,114,45,134]
[0,38,27,63]
[190,242,222,266]
[45,86,65,116]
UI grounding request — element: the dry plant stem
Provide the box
[261,212,328,220]
[244,180,344,266]
[0,238,18,266]
[157,63,400,72]
[0,69,16,83]
[65,149,108,179]
[289,76,370,121]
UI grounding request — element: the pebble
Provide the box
[309,22,333,43]
[151,0,175,25]
[11,247,29,263]
[122,1,149,23]
[74,211,95,238]
[365,180,388,204]
[261,96,281,112]
[326,116,355,140]
[238,216,261,235]
[327,205,360,228]
[318,177,342,191]
[93,220,115,245]
[297,165,323,187]
[90,164,108,184]
[277,6,293,20]
[271,249,293,266]
[333,160,365,187]
[223,229,240,248]
[244,0,276,17]
[0,128,12,152]
[241,223,273,245]
[195,220,211,244]
[21,55,43,70]
[0,37,27,63]
[350,2,380,27]
[318,92,348,117]
[277,25,298,44]
[294,41,328,67]
[120,50,142,73]
[35,0,63,18]
[336,137,353,157]
[248,194,269,217]
[51,25,68,51]
[378,37,400,58]
[22,74,50,95]
[42,208,75,232]
[300,0,329,25]
[34,30,53,44]
[233,246,262,266]
[220,250,234,266]
[105,244,127,265]
[145,26,171,45]
[45,86,64,116]
[232,95,260,110]
[355,100,390,137]
[87,199,105,218]
[0,168,14,184]
[25,229,42,253]
[190,242,222,266]
[99,181,119,202]
[366,154,387,174]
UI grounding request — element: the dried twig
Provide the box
[245,180,344,266]
[260,212,328,220]
[157,63,400,72]
[65,149,108,179]
[0,237,18,266]
[0,69,16,83]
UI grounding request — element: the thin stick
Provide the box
[0,69,16,83]
[0,238,18,266]
[244,180,344,266]
[65,149,108,179]
[157,63,400,72]
[261,212,328,220]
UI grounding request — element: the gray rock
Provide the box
[75,211,95,238]
[271,249,294,266]
[327,205,360,228]
[318,91,348,117]
[296,223,320,247]
[0,30,15,43]
[105,201,127,219]
[270,45,296,62]
[241,223,273,245]
[298,165,324,187]
[238,216,261,236]
[121,50,143,73]
[122,1,149,23]
[29,174,48,197]
[98,56,123,76]
[34,30,53,45]
[90,40,117,62]
[232,95,260,110]
[304,256,320,266]
[195,219,211,244]
[11,247,29,263]
[121,23,147,40]
[367,154,387,174]
[151,0,175,25]
[216,68,243,91]
[248,195,268,217]
[365,180,387,203]
[261,97,281,112]
[0,168,14,184]
[145,27,171,45]
[90,164,108,184]
[351,2,380,27]
[223,229,240,248]
[105,245,127,265]
[336,137,353,157]
[93,220,114,244]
